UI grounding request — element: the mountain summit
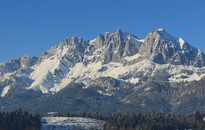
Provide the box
[87,29,141,63]
[1,29,205,114]
[139,29,205,66]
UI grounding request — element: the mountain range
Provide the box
[1,29,205,114]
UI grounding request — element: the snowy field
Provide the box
[41,117,105,130]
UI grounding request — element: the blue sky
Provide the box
[0,0,205,63]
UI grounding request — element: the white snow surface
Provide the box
[1,85,11,97]
[124,54,140,61]
[123,32,142,46]
[28,45,71,93]
[89,38,97,45]
[157,28,164,31]
[154,29,188,50]
[27,56,205,94]
[178,38,186,49]
[41,117,105,130]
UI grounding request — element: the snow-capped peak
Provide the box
[154,29,175,41]
[113,29,141,45]
[146,29,193,51]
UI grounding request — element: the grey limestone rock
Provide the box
[139,29,205,67]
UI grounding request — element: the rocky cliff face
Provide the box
[139,29,205,67]
[85,29,141,64]
[0,56,38,75]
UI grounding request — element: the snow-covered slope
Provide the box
[0,56,37,75]
[0,56,37,97]
[28,55,205,94]
[1,29,205,96]
[26,29,142,93]
[41,117,105,130]
[28,36,88,93]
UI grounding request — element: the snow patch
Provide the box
[138,39,145,43]
[126,77,140,84]
[41,117,105,130]
[178,38,185,49]
[124,54,140,61]
[97,90,112,96]
[157,28,165,31]
[145,87,151,91]
[1,86,11,97]
[89,38,97,44]
[169,72,205,82]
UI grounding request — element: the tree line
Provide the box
[0,109,40,130]
[0,109,205,130]
[64,111,205,130]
